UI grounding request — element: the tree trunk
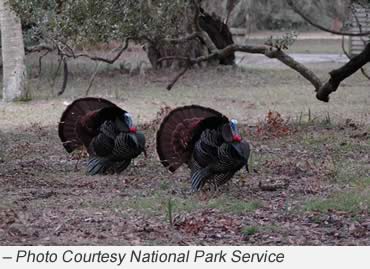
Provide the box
[0,0,28,102]
[145,8,235,69]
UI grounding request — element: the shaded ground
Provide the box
[0,112,369,245]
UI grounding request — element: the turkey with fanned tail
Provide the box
[58,97,145,175]
[156,105,250,191]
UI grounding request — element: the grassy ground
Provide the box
[0,37,369,245]
[1,61,369,128]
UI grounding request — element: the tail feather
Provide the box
[58,97,118,153]
[156,105,226,172]
[114,159,131,174]
[86,156,111,175]
[191,167,212,192]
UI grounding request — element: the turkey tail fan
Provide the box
[58,97,118,153]
[156,105,226,172]
[189,115,229,146]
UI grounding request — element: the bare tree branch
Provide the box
[225,0,237,25]
[341,34,370,80]
[350,6,370,80]
[360,65,370,79]
[316,43,370,102]
[161,44,323,91]
[51,56,63,88]
[162,0,370,103]
[57,58,69,96]
[25,44,54,54]
[163,40,369,103]
[31,37,132,95]
[191,0,201,32]
[167,62,191,91]
[287,0,370,36]
[38,50,50,77]
[59,38,131,64]
[85,62,101,96]
[158,55,193,62]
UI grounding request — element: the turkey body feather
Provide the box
[190,127,250,191]
[58,97,145,175]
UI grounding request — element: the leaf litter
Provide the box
[0,110,369,245]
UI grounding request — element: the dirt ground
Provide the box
[0,36,369,245]
[0,111,369,245]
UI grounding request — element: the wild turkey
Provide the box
[156,105,250,191]
[58,97,145,175]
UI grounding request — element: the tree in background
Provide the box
[7,0,194,94]
[11,0,185,46]
[158,0,370,102]
[9,0,203,68]
[5,0,370,101]
[7,0,235,96]
[0,0,28,102]
[202,0,351,31]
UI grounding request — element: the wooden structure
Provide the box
[349,3,370,56]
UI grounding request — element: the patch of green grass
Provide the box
[167,198,174,227]
[159,180,170,190]
[242,226,259,236]
[241,224,281,237]
[171,197,202,213]
[355,176,370,187]
[173,195,263,215]
[330,158,370,185]
[322,112,332,126]
[208,196,263,214]
[293,110,335,129]
[108,193,202,216]
[331,137,370,156]
[96,191,263,216]
[304,190,370,213]
[127,196,161,214]
[300,133,369,184]
[0,199,15,209]
[301,133,334,147]
[313,141,370,184]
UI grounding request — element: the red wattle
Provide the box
[129,127,137,133]
[233,135,241,142]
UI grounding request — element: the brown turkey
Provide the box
[58,97,145,175]
[156,105,250,191]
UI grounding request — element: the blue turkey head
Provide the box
[230,119,242,142]
[222,118,242,143]
[123,112,137,133]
